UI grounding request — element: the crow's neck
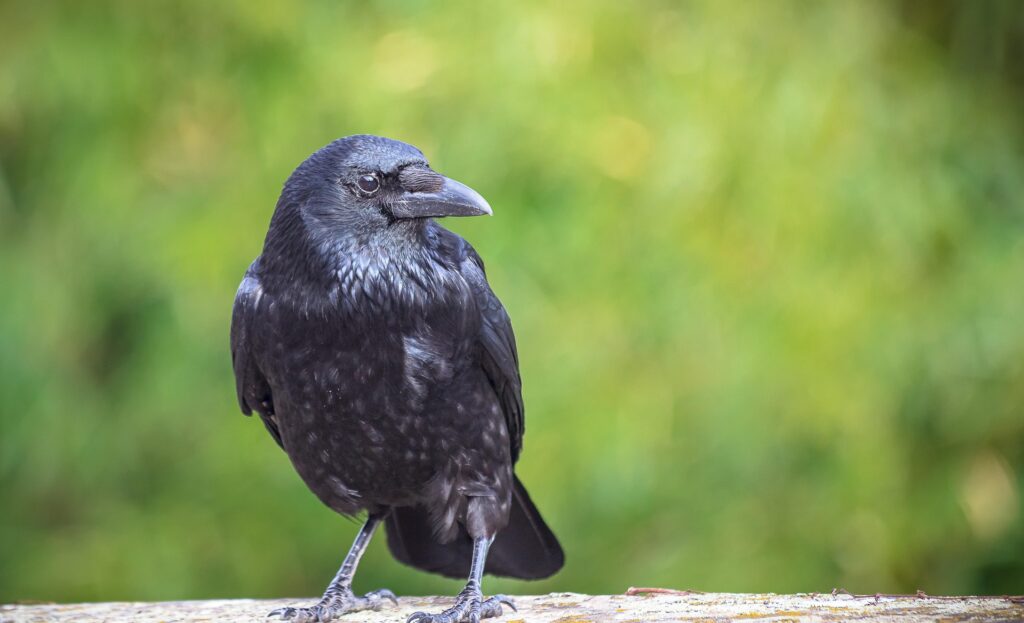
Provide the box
[261,214,453,315]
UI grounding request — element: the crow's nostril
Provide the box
[399,166,445,193]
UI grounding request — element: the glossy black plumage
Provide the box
[230,136,561,620]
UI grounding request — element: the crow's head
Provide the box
[276,135,491,245]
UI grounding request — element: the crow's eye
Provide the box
[356,174,380,195]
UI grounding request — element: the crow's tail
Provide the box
[385,475,564,580]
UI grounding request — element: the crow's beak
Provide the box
[390,176,493,219]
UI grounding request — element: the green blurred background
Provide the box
[2,0,1023,603]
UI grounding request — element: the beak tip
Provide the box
[447,177,492,217]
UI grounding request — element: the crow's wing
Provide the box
[459,247,524,463]
[230,262,281,448]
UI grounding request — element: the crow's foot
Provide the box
[406,586,514,623]
[268,588,397,622]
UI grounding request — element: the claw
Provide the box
[493,595,517,612]
[369,588,399,606]
[266,606,315,623]
[267,607,296,619]
[478,594,514,620]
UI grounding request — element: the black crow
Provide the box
[231,135,563,623]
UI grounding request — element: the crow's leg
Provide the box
[269,513,397,622]
[406,536,515,623]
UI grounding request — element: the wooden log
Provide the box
[4,591,1023,622]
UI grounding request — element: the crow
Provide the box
[230,135,563,623]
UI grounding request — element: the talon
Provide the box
[478,595,510,619]
[266,606,319,623]
[406,612,428,623]
[495,595,517,612]
[267,607,296,619]
[371,588,399,606]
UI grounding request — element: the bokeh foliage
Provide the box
[2,0,1023,602]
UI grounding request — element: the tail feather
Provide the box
[385,476,563,580]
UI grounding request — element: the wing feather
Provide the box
[230,262,282,448]
[459,248,525,462]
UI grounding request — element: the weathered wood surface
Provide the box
[3,591,1023,622]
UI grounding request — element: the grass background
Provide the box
[1,0,1023,601]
